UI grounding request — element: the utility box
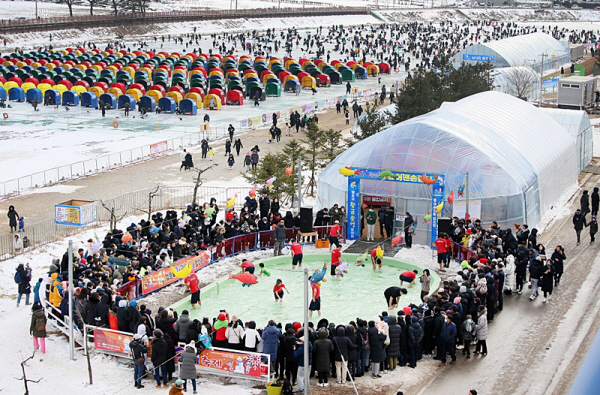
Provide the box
[570,44,585,61]
[55,200,97,226]
[557,76,597,110]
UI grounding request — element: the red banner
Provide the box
[93,328,152,357]
[141,251,211,294]
[200,349,262,377]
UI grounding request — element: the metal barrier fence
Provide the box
[0,87,382,199]
[0,185,251,261]
[118,224,346,299]
[450,241,477,262]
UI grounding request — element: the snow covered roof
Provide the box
[451,32,571,72]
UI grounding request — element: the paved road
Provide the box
[411,173,600,395]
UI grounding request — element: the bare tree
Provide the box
[100,201,128,231]
[86,0,105,15]
[501,66,539,101]
[139,186,160,222]
[191,164,218,205]
[15,350,41,395]
[75,310,93,385]
[56,0,81,17]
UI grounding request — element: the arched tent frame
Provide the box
[345,168,444,248]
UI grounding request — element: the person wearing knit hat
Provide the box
[293,322,302,333]
[169,379,184,395]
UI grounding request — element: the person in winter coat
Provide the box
[127,300,141,333]
[581,190,591,216]
[16,263,32,307]
[541,260,555,303]
[227,154,235,170]
[225,317,245,350]
[551,245,566,286]
[281,328,299,385]
[573,208,587,246]
[474,305,488,356]
[262,320,282,374]
[439,314,457,366]
[7,205,19,232]
[213,312,229,348]
[273,220,286,256]
[529,257,544,300]
[528,228,538,249]
[460,315,476,358]
[243,321,262,352]
[504,252,516,293]
[333,325,356,384]
[408,316,423,368]
[368,320,387,378]
[164,333,176,381]
[179,341,198,393]
[169,379,184,395]
[157,309,178,341]
[116,300,129,332]
[345,325,360,379]
[386,316,401,371]
[30,302,47,353]
[259,192,270,219]
[294,337,312,392]
[404,212,414,248]
[233,138,243,156]
[592,187,599,216]
[271,198,280,216]
[96,293,110,327]
[422,310,435,357]
[313,327,334,386]
[175,310,194,344]
[130,335,148,388]
[590,216,598,244]
[152,329,169,388]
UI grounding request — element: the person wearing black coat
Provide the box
[573,209,587,246]
[433,308,445,360]
[398,315,409,366]
[314,208,329,226]
[404,212,414,248]
[313,328,334,385]
[281,328,299,386]
[592,187,599,216]
[551,246,566,286]
[367,321,387,377]
[422,311,435,357]
[116,300,129,332]
[259,193,270,219]
[233,138,243,156]
[345,325,360,379]
[386,316,401,370]
[127,302,141,334]
[16,263,31,307]
[164,333,176,381]
[408,316,424,368]
[157,309,178,341]
[152,329,169,387]
[7,205,19,232]
[96,293,110,327]
[515,249,529,294]
[529,257,544,300]
[503,228,518,251]
[333,325,356,384]
[581,190,590,215]
[541,260,555,303]
[85,292,100,325]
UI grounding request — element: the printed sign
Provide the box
[362,195,391,206]
[543,78,559,89]
[55,206,79,225]
[241,119,248,128]
[141,251,211,294]
[150,141,168,155]
[250,116,261,126]
[452,200,482,220]
[347,177,361,240]
[462,54,495,62]
[94,328,152,357]
[200,349,262,377]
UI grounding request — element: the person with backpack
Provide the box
[130,334,149,388]
[15,262,32,307]
[474,305,488,356]
[460,315,476,359]
[30,302,47,353]
[179,341,199,394]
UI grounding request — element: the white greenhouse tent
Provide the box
[317,91,577,244]
[492,66,541,102]
[451,32,571,73]
[539,108,593,173]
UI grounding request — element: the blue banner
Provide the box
[350,168,436,184]
[347,177,361,241]
[462,54,495,62]
[431,182,445,249]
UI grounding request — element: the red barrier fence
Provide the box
[450,241,477,263]
[117,225,346,298]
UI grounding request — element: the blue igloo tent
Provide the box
[81,92,98,108]
[0,86,6,101]
[179,98,197,115]
[158,97,176,113]
[45,89,61,105]
[118,94,136,110]
[139,96,156,112]
[99,93,117,109]
[62,91,80,106]
[8,87,25,102]
[26,88,43,104]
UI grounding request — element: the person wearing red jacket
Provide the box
[434,233,448,272]
[213,311,230,348]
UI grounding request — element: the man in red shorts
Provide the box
[329,220,342,252]
[290,238,303,269]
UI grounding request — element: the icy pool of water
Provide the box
[169,252,440,327]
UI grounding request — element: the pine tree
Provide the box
[242,153,298,204]
[302,123,326,196]
[322,128,343,160]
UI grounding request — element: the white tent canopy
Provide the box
[318,91,577,235]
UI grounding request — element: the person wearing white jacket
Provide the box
[225,316,245,350]
[504,252,515,293]
[242,321,262,352]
